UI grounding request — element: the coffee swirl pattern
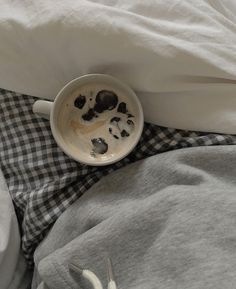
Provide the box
[61,87,136,159]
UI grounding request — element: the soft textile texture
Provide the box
[8,252,32,289]
[1,88,236,268]
[33,145,236,289]
[0,169,20,289]
[0,0,236,133]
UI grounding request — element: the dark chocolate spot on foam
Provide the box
[117,102,127,114]
[94,90,118,113]
[91,138,108,154]
[121,130,130,137]
[94,103,104,113]
[82,108,96,121]
[127,114,134,118]
[110,117,121,123]
[109,127,120,140]
[127,119,134,126]
[74,95,86,109]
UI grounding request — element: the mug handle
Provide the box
[33,100,53,120]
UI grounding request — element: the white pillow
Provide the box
[0,0,236,133]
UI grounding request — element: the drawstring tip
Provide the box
[69,262,84,274]
[106,257,115,282]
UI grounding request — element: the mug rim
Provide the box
[50,74,144,166]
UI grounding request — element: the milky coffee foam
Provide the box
[58,83,137,162]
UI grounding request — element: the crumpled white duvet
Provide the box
[0,0,236,132]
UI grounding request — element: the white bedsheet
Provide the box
[0,0,236,133]
[0,169,31,288]
[0,170,20,288]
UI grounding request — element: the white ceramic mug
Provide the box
[33,74,144,166]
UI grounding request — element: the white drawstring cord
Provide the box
[106,258,117,289]
[69,257,117,289]
[69,263,103,289]
[108,280,117,289]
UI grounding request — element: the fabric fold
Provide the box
[0,0,236,133]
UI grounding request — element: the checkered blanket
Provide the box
[1,88,236,268]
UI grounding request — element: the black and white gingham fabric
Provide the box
[1,88,236,268]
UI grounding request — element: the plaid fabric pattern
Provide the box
[1,88,236,268]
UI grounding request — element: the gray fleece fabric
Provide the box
[33,146,236,289]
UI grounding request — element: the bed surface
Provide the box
[0,0,236,288]
[2,88,236,268]
[0,0,236,133]
[33,145,236,289]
